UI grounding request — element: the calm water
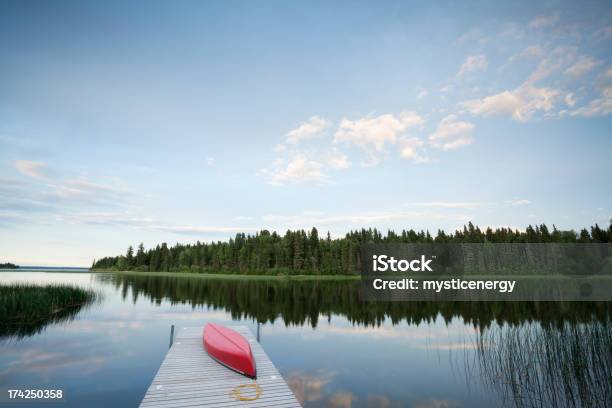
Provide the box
[0,272,609,408]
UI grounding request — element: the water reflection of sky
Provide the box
[264,319,486,408]
[0,272,495,407]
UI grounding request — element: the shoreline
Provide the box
[90,269,361,280]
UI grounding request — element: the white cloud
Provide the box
[59,211,256,235]
[7,163,133,223]
[503,45,545,71]
[334,112,424,165]
[564,93,576,107]
[38,180,130,211]
[264,154,329,185]
[456,29,487,45]
[465,45,579,121]
[15,160,48,178]
[529,14,559,29]
[323,149,350,169]
[570,86,612,117]
[507,199,531,206]
[417,90,428,99]
[57,212,155,227]
[272,143,286,153]
[262,209,457,227]
[528,46,577,83]
[440,84,453,94]
[50,179,128,199]
[463,90,521,117]
[428,115,474,150]
[461,83,559,122]
[511,45,544,62]
[457,55,488,77]
[399,137,428,163]
[263,148,350,185]
[206,157,215,166]
[286,116,331,144]
[233,215,254,221]
[3,160,138,232]
[564,56,599,77]
[267,115,352,185]
[153,225,257,235]
[406,202,490,209]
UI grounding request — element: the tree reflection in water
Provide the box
[99,273,610,328]
[99,273,611,408]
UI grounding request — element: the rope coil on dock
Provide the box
[232,383,262,401]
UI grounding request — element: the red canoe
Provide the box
[203,323,257,378]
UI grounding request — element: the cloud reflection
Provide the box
[0,347,106,383]
[413,399,458,408]
[286,369,337,404]
[329,391,357,408]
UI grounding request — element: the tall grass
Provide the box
[0,284,99,338]
[475,320,611,408]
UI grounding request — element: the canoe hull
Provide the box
[203,323,257,379]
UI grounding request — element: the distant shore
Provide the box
[0,267,89,273]
[0,262,18,269]
[90,269,361,280]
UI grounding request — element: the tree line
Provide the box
[0,263,18,269]
[91,222,612,275]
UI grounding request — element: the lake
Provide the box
[0,271,610,408]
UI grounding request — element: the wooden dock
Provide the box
[140,326,301,408]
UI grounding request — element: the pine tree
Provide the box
[293,232,304,270]
[126,246,134,269]
[136,243,146,267]
[91,222,606,274]
[160,243,170,271]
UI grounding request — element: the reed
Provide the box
[0,284,98,338]
[475,319,611,408]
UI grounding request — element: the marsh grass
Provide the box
[475,320,611,408]
[0,284,99,338]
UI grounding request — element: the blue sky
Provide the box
[1,1,611,266]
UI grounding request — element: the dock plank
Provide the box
[140,326,301,407]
